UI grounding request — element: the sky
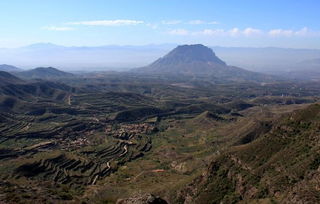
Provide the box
[0,0,319,48]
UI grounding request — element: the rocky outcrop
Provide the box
[116,194,168,204]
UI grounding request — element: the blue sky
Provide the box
[0,0,319,48]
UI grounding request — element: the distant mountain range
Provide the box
[135,44,274,82]
[0,43,175,71]
[0,43,319,73]
[14,67,74,79]
[0,64,22,72]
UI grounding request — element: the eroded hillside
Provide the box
[177,104,320,204]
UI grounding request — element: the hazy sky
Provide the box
[0,0,319,48]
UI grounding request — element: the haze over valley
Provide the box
[1,43,320,76]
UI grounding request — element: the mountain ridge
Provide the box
[0,71,24,86]
[15,67,74,79]
[177,103,320,203]
[0,64,22,72]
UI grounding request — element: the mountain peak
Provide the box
[157,44,226,65]
[135,44,272,82]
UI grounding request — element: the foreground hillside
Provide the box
[177,104,320,203]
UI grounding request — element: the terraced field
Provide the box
[15,134,151,187]
[1,116,153,176]
[0,88,161,203]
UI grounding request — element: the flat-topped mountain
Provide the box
[153,44,226,65]
[135,44,273,82]
[0,64,22,72]
[15,67,74,79]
